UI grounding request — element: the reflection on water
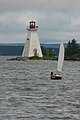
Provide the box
[0,57,80,120]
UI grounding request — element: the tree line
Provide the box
[41,38,80,60]
[65,38,80,60]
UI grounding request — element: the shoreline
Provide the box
[6,56,80,62]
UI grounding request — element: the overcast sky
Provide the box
[0,0,80,43]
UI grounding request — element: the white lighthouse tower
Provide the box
[22,20,43,58]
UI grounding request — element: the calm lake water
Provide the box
[0,56,80,120]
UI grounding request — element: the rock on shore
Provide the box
[7,56,29,61]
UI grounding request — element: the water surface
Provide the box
[0,57,80,120]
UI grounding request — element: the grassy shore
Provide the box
[29,56,57,60]
[29,56,80,61]
[7,55,80,61]
[65,55,80,61]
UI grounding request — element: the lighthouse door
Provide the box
[33,48,37,56]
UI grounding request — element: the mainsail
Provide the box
[57,42,64,72]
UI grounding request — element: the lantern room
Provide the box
[27,21,38,30]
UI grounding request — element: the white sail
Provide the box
[57,42,64,72]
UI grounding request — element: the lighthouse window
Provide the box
[27,38,29,40]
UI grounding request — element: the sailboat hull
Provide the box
[50,75,62,79]
[50,72,62,79]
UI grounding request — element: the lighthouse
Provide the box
[22,20,43,58]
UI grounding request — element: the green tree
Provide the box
[66,41,72,56]
[65,38,80,60]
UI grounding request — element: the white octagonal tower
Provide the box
[22,20,43,58]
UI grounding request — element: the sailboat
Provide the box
[50,42,64,79]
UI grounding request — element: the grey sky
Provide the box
[0,0,80,43]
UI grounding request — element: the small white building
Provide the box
[22,20,43,57]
